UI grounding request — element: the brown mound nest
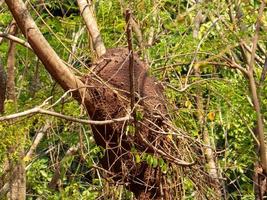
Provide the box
[83,48,218,199]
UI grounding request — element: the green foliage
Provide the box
[0,0,267,199]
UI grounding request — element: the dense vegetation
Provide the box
[0,0,267,199]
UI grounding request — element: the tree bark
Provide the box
[8,149,26,200]
[4,21,26,200]
[6,22,17,102]
[246,2,267,198]
[0,58,6,114]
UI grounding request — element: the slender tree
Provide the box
[0,58,6,114]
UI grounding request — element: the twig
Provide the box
[137,131,195,166]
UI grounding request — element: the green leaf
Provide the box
[152,157,158,168]
[135,110,144,121]
[135,154,141,164]
[126,125,135,135]
[161,163,168,174]
[146,155,153,166]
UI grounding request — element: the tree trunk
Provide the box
[247,2,267,198]
[0,58,6,114]
[193,7,222,196]
[6,22,17,102]
[4,21,26,200]
[8,149,26,200]
[194,66,222,198]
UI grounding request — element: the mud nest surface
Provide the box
[83,48,217,199]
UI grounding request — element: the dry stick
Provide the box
[77,0,106,57]
[0,107,131,125]
[125,9,135,115]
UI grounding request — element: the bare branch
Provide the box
[137,130,195,166]
[0,107,131,125]
[0,32,32,50]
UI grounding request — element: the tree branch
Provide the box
[77,0,106,57]
[246,1,267,174]
[0,107,131,125]
[0,32,32,50]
